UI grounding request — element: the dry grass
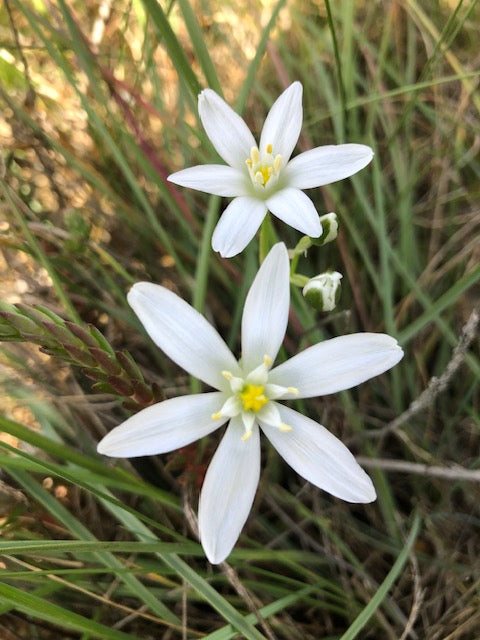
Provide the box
[0,0,479,638]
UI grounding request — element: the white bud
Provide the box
[302,271,342,311]
[312,212,338,246]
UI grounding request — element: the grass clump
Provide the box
[0,0,479,638]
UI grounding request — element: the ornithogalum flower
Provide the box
[97,244,403,564]
[168,82,374,257]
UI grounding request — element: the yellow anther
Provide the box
[263,355,272,367]
[250,147,260,164]
[211,412,222,420]
[278,423,293,432]
[287,387,299,396]
[246,146,281,189]
[240,384,268,412]
[241,430,253,442]
[222,370,233,381]
[254,171,263,184]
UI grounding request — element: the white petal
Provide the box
[97,393,225,457]
[283,144,374,189]
[128,283,239,390]
[266,188,322,237]
[198,418,260,563]
[260,404,376,502]
[167,165,249,197]
[198,89,257,171]
[269,333,403,397]
[211,196,267,258]
[259,82,303,161]
[241,243,290,372]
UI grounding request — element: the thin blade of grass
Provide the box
[141,0,201,102]
[339,513,422,640]
[0,582,144,640]
[177,0,222,94]
[5,467,181,625]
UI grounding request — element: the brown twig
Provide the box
[365,307,479,441]
[399,551,424,640]
[356,457,480,482]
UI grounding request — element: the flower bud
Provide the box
[302,271,342,311]
[311,212,338,246]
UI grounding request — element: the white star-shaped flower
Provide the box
[97,243,403,564]
[168,82,374,257]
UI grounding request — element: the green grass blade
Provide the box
[0,415,176,506]
[5,468,180,625]
[0,582,143,640]
[98,497,268,640]
[141,0,201,100]
[177,0,222,93]
[398,264,480,345]
[339,513,422,640]
[11,0,190,285]
[236,0,288,113]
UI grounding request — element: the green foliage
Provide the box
[0,0,478,638]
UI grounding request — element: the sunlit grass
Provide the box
[0,0,479,638]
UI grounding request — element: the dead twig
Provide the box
[399,550,424,640]
[356,457,480,482]
[366,307,479,441]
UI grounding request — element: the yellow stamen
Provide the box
[211,412,222,420]
[246,144,282,188]
[263,354,272,367]
[240,384,268,412]
[222,370,233,381]
[287,387,299,395]
[259,165,271,185]
[278,423,293,432]
[241,430,253,442]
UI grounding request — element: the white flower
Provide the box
[97,243,403,564]
[168,82,374,258]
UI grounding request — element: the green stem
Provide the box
[259,214,278,264]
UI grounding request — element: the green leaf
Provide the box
[0,582,144,640]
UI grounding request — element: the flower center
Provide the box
[210,355,298,442]
[239,384,268,412]
[245,144,282,188]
